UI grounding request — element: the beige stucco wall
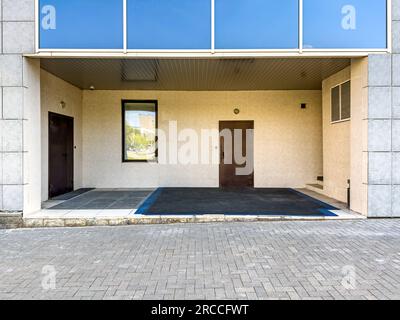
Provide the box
[40,70,83,201]
[82,90,323,189]
[322,67,351,203]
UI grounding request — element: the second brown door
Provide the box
[219,121,254,188]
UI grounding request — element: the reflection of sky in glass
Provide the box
[303,0,387,49]
[40,0,388,51]
[39,0,123,49]
[127,0,211,49]
[216,0,299,49]
[126,111,154,128]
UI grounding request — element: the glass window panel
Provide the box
[123,101,158,162]
[39,0,123,49]
[341,81,351,120]
[331,86,340,122]
[127,0,211,50]
[303,0,387,49]
[215,0,299,49]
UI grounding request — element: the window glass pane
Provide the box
[331,86,340,122]
[341,81,351,120]
[123,102,157,161]
[215,0,299,49]
[39,0,123,49]
[127,0,211,50]
[303,0,387,49]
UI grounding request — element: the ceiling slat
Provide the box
[40,58,350,91]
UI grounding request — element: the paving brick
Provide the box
[0,221,400,300]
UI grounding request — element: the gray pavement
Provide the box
[0,220,400,300]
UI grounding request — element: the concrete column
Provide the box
[0,0,39,214]
[366,0,400,217]
[350,57,369,216]
[392,0,400,217]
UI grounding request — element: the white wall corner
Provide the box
[22,57,42,215]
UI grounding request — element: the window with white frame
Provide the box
[331,81,351,123]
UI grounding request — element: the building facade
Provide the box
[0,0,399,217]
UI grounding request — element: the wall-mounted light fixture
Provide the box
[60,101,66,109]
[89,85,95,91]
[234,108,240,115]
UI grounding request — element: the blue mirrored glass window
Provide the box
[127,0,211,50]
[303,0,387,49]
[39,0,123,49]
[215,0,299,50]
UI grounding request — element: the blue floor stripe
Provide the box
[136,188,163,215]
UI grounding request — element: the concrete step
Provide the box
[306,183,324,194]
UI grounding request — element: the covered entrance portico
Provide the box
[20,55,369,223]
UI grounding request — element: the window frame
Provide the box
[121,99,158,163]
[330,80,351,124]
[36,0,390,54]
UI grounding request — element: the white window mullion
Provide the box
[211,0,215,53]
[299,0,303,53]
[123,0,127,53]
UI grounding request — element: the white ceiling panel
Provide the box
[40,58,350,91]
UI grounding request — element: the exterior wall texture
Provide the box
[317,61,367,216]
[0,0,38,212]
[322,67,351,204]
[81,90,323,191]
[350,58,369,216]
[366,0,400,217]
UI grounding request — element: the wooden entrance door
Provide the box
[48,112,74,198]
[219,121,254,188]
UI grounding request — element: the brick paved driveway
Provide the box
[1,220,400,300]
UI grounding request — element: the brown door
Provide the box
[48,112,74,198]
[219,121,254,188]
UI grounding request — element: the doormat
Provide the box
[136,188,338,216]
